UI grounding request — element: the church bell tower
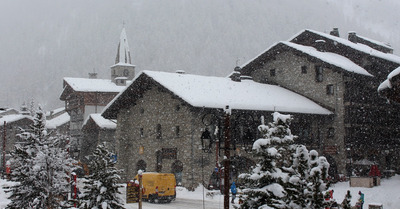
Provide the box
[111,28,136,85]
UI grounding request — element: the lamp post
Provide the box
[223,105,231,209]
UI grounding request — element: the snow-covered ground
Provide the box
[0,176,399,208]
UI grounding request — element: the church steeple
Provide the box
[115,28,132,64]
[111,27,136,85]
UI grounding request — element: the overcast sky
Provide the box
[0,0,399,110]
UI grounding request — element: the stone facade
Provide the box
[0,116,33,171]
[115,87,217,188]
[81,118,116,165]
[242,29,400,175]
[250,50,347,174]
[110,76,329,189]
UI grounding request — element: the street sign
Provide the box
[126,181,139,203]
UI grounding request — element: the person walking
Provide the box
[358,191,365,209]
[230,182,237,204]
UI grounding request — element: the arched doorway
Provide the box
[171,160,183,186]
[137,160,147,172]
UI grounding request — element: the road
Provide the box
[124,197,236,209]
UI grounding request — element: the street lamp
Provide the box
[201,128,212,153]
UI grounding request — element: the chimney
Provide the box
[230,66,242,82]
[176,70,185,74]
[348,31,357,43]
[315,40,326,52]
[330,28,340,37]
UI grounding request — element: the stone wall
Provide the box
[115,87,218,189]
[251,50,347,174]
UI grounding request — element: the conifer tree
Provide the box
[80,143,124,209]
[239,112,331,209]
[6,107,75,209]
[304,150,330,208]
[239,112,295,209]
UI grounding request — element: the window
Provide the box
[176,105,180,111]
[301,66,307,74]
[270,69,276,77]
[326,84,334,95]
[315,66,323,82]
[156,124,162,139]
[175,126,180,137]
[328,127,335,138]
[140,128,144,137]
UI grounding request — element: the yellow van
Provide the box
[134,172,176,203]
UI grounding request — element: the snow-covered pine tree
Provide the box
[239,112,332,209]
[285,145,309,208]
[6,107,76,209]
[80,143,124,209]
[306,150,330,208]
[341,190,352,209]
[239,112,295,209]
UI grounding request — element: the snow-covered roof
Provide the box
[0,108,19,116]
[282,41,372,76]
[63,77,125,93]
[103,71,332,117]
[0,114,33,126]
[46,112,70,129]
[291,29,400,64]
[83,114,116,129]
[356,34,393,50]
[378,66,400,91]
[115,28,132,65]
[46,107,65,117]
[241,41,372,77]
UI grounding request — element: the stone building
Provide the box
[45,107,70,136]
[81,114,116,166]
[379,66,400,103]
[59,28,134,159]
[102,70,331,188]
[0,114,33,171]
[240,28,400,175]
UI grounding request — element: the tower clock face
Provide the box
[123,69,129,76]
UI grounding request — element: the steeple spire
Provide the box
[111,27,135,84]
[115,28,132,64]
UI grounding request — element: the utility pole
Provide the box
[223,106,231,209]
